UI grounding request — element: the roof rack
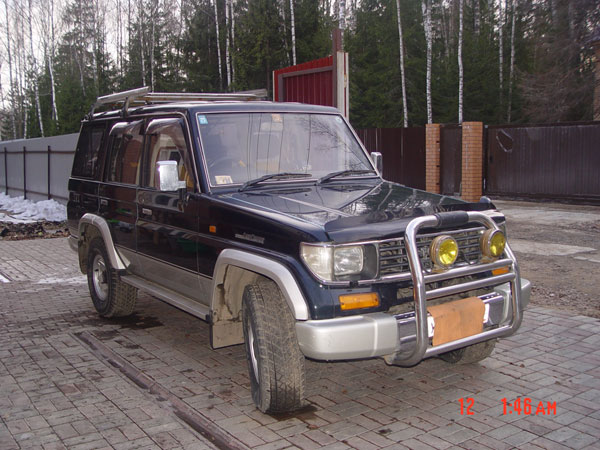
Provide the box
[89,87,268,117]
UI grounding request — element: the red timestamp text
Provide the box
[458,397,557,416]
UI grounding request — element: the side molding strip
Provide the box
[212,249,309,320]
[79,213,128,271]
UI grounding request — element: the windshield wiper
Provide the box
[317,169,377,185]
[239,172,313,191]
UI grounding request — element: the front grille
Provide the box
[379,227,484,276]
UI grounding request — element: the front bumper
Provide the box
[296,211,527,365]
[296,279,530,361]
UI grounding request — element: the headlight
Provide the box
[481,229,506,258]
[300,243,377,282]
[430,235,458,268]
[334,246,363,275]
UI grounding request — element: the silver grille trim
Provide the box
[379,227,485,277]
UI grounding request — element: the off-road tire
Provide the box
[87,238,137,318]
[439,339,497,364]
[242,281,305,413]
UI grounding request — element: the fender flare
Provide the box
[211,249,309,321]
[78,213,128,271]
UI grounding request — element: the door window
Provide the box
[143,118,194,190]
[106,120,144,185]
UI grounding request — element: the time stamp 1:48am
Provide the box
[459,397,557,416]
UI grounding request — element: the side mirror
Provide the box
[370,152,383,174]
[156,160,186,191]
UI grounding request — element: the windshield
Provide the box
[197,112,374,186]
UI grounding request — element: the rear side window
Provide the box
[106,120,144,185]
[72,123,105,178]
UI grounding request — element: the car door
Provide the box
[135,117,209,301]
[98,120,144,274]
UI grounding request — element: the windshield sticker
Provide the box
[271,114,283,123]
[215,175,233,185]
[198,115,208,125]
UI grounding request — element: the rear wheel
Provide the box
[439,339,497,364]
[87,238,137,318]
[242,281,305,413]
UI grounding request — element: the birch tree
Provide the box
[458,0,464,123]
[4,0,17,138]
[507,0,516,121]
[289,0,297,65]
[225,0,232,86]
[28,0,44,136]
[213,0,223,88]
[395,0,408,127]
[498,0,504,109]
[422,0,433,124]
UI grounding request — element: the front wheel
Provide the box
[86,238,137,318]
[242,281,305,413]
[439,339,497,364]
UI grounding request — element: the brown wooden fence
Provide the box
[356,127,425,190]
[485,122,600,202]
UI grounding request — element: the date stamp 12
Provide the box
[459,397,557,416]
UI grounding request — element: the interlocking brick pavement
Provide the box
[1,238,599,449]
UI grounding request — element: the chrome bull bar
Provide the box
[388,211,523,367]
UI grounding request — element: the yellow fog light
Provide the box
[430,235,459,268]
[481,229,506,258]
[339,293,380,311]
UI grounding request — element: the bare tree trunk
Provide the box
[507,0,516,122]
[150,0,156,91]
[225,0,231,87]
[289,0,297,65]
[473,0,480,35]
[214,0,223,88]
[28,0,44,136]
[422,0,433,124]
[498,0,504,111]
[231,0,235,83]
[4,0,17,139]
[395,0,408,127]
[92,0,99,93]
[339,0,346,32]
[139,0,146,86]
[458,0,464,123]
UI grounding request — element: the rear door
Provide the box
[98,120,144,274]
[135,117,209,301]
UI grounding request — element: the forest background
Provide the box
[0,0,599,140]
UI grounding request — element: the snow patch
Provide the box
[0,193,67,223]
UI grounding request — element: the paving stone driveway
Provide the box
[1,238,599,450]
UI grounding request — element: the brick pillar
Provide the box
[425,124,441,193]
[461,122,484,202]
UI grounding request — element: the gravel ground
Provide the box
[495,199,600,319]
[3,200,599,319]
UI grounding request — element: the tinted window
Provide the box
[143,118,194,189]
[106,120,144,185]
[72,123,105,178]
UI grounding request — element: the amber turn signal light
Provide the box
[492,267,510,276]
[339,292,380,310]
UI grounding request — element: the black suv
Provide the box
[68,87,530,413]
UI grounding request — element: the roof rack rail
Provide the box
[88,87,268,117]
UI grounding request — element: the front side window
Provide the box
[106,120,144,185]
[143,118,194,190]
[197,113,373,186]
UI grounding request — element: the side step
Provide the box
[120,274,210,321]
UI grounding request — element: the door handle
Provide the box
[141,208,152,216]
[99,199,108,206]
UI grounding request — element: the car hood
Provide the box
[214,181,497,243]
